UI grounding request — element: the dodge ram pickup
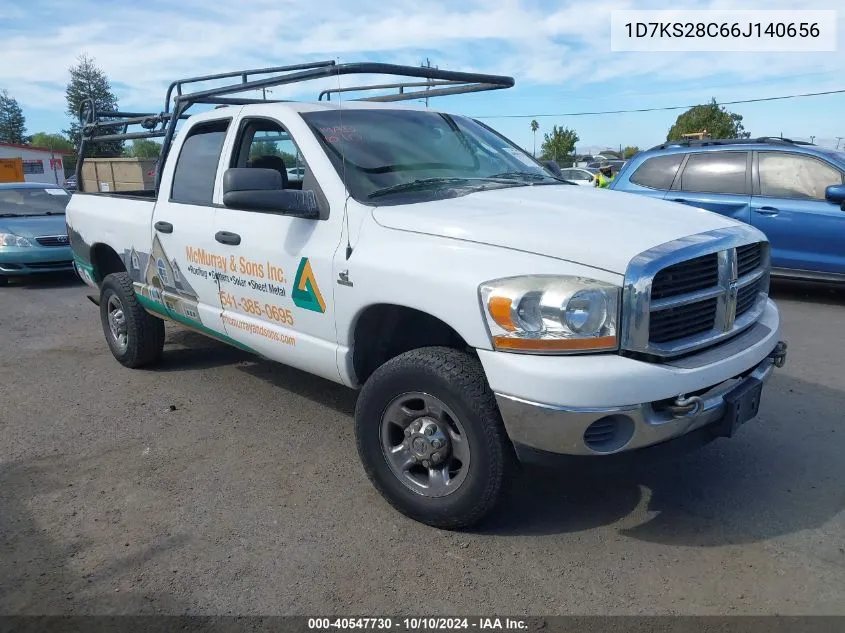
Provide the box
[66,62,788,528]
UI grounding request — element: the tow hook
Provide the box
[769,341,788,368]
[668,394,704,419]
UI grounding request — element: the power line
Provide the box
[473,88,845,119]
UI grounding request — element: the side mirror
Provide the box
[543,160,563,177]
[824,183,845,209]
[222,168,320,219]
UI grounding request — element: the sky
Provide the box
[2,0,844,154]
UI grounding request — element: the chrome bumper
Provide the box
[495,342,787,457]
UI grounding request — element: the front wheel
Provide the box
[99,272,165,368]
[355,347,515,529]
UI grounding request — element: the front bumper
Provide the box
[0,245,74,276]
[483,299,786,457]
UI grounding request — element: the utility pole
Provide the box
[836,137,843,150]
[810,135,816,144]
[422,58,437,108]
[424,58,431,108]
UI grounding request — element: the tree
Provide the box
[30,132,76,175]
[540,125,579,162]
[622,146,640,159]
[248,141,297,167]
[125,138,162,158]
[530,119,539,157]
[667,98,749,141]
[64,53,123,157]
[31,132,74,151]
[0,90,28,144]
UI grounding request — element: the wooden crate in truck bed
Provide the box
[81,157,156,193]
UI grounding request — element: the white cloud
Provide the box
[1,0,843,125]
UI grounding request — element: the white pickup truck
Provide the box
[67,62,787,528]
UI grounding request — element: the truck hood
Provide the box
[0,214,67,239]
[371,185,739,274]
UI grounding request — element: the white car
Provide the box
[66,62,787,528]
[559,167,597,186]
[286,166,305,181]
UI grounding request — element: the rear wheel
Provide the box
[355,347,515,529]
[99,272,165,368]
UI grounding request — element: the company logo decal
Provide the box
[292,257,326,314]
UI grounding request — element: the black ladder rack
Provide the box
[76,61,514,192]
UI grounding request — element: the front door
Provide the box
[212,112,344,381]
[751,151,845,276]
[145,117,234,343]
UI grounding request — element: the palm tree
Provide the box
[530,120,539,157]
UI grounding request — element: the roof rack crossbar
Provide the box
[647,135,817,151]
[190,96,296,106]
[318,79,463,101]
[360,82,508,102]
[164,60,337,112]
[82,130,168,143]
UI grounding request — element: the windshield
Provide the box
[0,187,70,216]
[301,109,560,203]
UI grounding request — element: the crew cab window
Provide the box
[679,152,748,195]
[629,154,683,190]
[170,120,229,205]
[231,119,307,189]
[758,152,844,200]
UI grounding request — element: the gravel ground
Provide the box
[1,273,844,616]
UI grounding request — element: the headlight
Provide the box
[0,232,31,247]
[480,275,620,353]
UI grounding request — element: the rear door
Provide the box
[751,151,845,276]
[668,151,751,223]
[614,153,684,199]
[145,116,234,341]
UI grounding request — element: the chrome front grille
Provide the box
[651,253,719,300]
[622,226,770,359]
[35,235,70,247]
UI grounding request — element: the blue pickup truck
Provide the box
[611,138,845,282]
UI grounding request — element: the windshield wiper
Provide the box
[0,211,63,217]
[486,171,549,181]
[368,177,496,199]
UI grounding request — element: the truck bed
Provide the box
[66,192,156,268]
[75,189,156,200]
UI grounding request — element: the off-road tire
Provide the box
[99,272,165,368]
[355,346,516,529]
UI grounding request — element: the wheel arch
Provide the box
[89,243,127,286]
[350,303,473,386]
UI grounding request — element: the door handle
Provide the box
[753,206,779,216]
[215,231,241,246]
[154,221,173,233]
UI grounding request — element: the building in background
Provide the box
[0,142,74,186]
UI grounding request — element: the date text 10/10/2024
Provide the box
[307,617,529,630]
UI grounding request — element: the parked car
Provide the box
[559,167,596,186]
[286,166,305,182]
[67,62,787,528]
[63,175,78,192]
[587,159,625,174]
[611,137,845,282]
[0,182,74,285]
